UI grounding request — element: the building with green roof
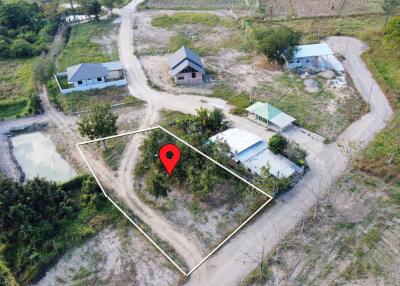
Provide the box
[246,102,295,132]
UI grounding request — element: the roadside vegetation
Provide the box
[56,18,119,71]
[151,12,233,28]
[0,174,122,285]
[0,59,41,119]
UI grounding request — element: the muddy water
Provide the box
[11,132,76,182]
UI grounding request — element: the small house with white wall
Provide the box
[286,43,336,71]
[246,102,295,132]
[169,46,205,85]
[55,61,127,94]
[209,128,302,178]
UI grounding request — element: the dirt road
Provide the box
[116,1,392,284]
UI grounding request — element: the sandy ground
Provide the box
[32,226,180,286]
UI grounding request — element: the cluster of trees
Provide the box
[254,26,301,65]
[0,174,104,283]
[137,108,248,201]
[68,0,123,20]
[0,1,59,58]
[385,16,400,46]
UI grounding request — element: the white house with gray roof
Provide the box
[55,61,127,94]
[169,46,205,85]
[286,43,335,71]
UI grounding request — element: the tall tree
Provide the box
[101,0,121,17]
[78,102,118,149]
[87,0,101,20]
[382,0,400,26]
[255,26,301,64]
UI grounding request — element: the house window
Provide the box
[289,60,293,64]
[77,80,83,85]
[177,76,184,80]
[191,72,196,78]
[306,59,310,63]
[97,77,102,82]
[296,60,300,63]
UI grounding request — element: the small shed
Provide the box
[286,43,334,70]
[246,102,295,132]
[169,46,205,85]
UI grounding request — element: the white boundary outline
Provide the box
[76,125,274,276]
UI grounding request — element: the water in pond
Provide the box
[11,132,76,182]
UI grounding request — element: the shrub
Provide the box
[10,39,35,57]
[268,134,288,154]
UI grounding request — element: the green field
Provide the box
[0,59,37,119]
[57,19,119,71]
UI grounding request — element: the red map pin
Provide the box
[159,143,181,176]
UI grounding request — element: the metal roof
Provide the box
[209,127,262,155]
[67,63,108,82]
[169,46,204,75]
[246,102,295,129]
[293,43,334,58]
[170,59,205,76]
[209,128,298,178]
[102,61,123,71]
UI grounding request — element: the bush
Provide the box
[10,39,35,58]
[268,134,288,154]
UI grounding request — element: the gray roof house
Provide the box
[169,46,205,85]
[55,61,127,94]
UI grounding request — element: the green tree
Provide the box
[87,0,101,20]
[382,0,400,26]
[78,102,118,149]
[145,168,170,198]
[255,27,301,64]
[101,0,122,16]
[385,16,400,46]
[81,176,103,209]
[29,94,42,114]
[10,38,34,57]
[268,134,287,154]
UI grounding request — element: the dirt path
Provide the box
[116,1,393,284]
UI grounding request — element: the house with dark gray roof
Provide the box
[169,46,205,85]
[55,61,127,94]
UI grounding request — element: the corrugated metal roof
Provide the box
[102,61,123,71]
[170,59,205,76]
[246,102,295,129]
[293,43,334,58]
[209,128,298,178]
[209,127,262,155]
[246,102,281,120]
[169,46,203,70]
[67,63,108,82]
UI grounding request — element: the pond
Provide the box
[11,132,76,182]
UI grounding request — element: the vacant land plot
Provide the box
[140,0,258,10]
[260,0,382,18]
[57,18,120,71]
[241,171,400,285]
[34,226,181,286]
[0,59,36,119]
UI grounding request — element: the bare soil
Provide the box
[242,171,400,285]
[32,226,181,286]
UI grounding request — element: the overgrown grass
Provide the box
[57,19,119,71]
[48,80,141,113]
[102,138,127,170]
[152,12,232,28]
[0,59,37,119]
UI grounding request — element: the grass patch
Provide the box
[47,80,140,113]
[102,138,127,171]
[152,13,232,28]
[57,19,119,71]
[0,59,37,119]
[211,85,251,114]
